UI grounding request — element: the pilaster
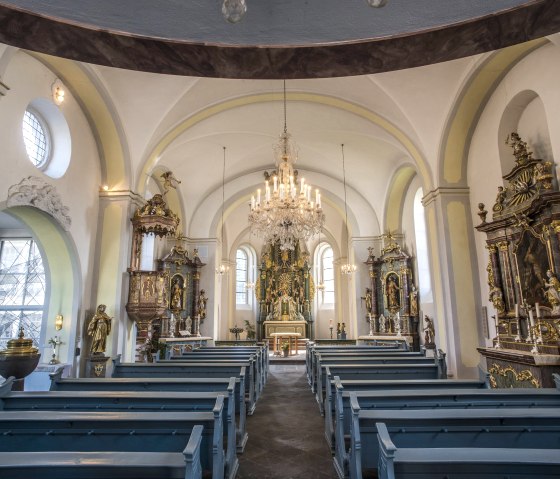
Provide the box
[422,187,483,378]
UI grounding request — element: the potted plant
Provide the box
[281,342,289,357]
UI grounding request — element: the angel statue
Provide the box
[161,170,181,195]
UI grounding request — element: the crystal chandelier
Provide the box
[340,144,356,275]
[248,81,325,251]
[222,0,387,23]
[216,147,230,276]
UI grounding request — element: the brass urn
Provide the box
[0,327,41,390]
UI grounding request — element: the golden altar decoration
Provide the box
[256,240,314,340]
[476,132,560,388]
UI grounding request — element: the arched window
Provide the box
[22,108,51,169]
[0,238,46,349]
[413,188,433,302]
[317,243,335,305]
[235,248,248,305]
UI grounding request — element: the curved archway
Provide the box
[0,204,81,371]
[384,164,417,233]
[137,93,433,196]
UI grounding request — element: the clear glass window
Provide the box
[321,245,335,304]
[236,249,248,305]
[0,239,46,349]
[22,109,51,168]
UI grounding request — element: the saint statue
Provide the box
[544,269,560,314]
[423,315,435,345]
[87,304,112,354]
[198,289,208,320]
[409,284,418,317]
[171,278,183,311]
[364,288,373,313]
[386,276,400,310]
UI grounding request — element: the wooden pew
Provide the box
[306,344,407,383]
[192,344,269,378]
[49,371,248,452]
[112,356,259,415]
[333,386,560,478]
[309,349,425,391]
[376,422,560,479]
[317,358,446,414]
[0,426,204,479]
[0,388,238,471]
[324,374,490,452]
[348,401,560,479]
[0,405,230,479]
[167,352,264,398]
[312,352,430,395]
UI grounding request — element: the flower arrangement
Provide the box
[281,342,289,351]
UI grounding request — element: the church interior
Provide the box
[1,1,560,478]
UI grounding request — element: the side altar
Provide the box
[256,241,314,341]
[476,133,560,388]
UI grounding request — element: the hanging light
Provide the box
[340,144,357,275]
[248,80,325,250]
[222,0,247,23]
[216,147,230,276]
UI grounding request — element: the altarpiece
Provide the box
[476,133,560,388]
[255,240,314,341]
[363,234,420,350]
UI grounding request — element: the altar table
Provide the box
[270,332,301,356]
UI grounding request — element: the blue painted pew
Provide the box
[312,352,428,395]
[317,360,446,415]
[112,356,258,415]
[49,371,248,452]
[0,406,228,479]
[0,426,204,479]
[376,422,560,479]
[324,375,490,452]
[348,401,560,479]
[191,344,269,378]
[306,344,407,383]
[167,352,264,398]
[0,388,238,470]
[333,386,560,478]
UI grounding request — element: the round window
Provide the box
[22,109,51,169]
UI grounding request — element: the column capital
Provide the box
[99,189,144,205]
[422,186,470,207]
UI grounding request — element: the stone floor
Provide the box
[237,364,338,479]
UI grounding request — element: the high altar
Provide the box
[476,133,560,388]
[256,241,314,341]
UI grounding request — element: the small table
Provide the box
[270,332,301,356]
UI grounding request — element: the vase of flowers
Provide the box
[281,342,289,357]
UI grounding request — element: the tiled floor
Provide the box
[237,364,338,479]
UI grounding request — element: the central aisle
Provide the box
[237,364,338,479]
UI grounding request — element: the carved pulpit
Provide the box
[364,233,419,350]
[476,132,560,388]
[126,192,206,361]
[256,240,314,341]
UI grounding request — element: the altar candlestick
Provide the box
[515,303,519,318]
[329,319,333,328]
[529,309,535,328]
[536,303,541,318]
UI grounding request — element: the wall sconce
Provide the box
[55,314,63,331]
[51,79,66,105]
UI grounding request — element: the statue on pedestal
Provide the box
[423,315,435,346]
[544,269,560,314]
[87,304,112,354]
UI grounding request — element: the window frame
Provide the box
[22,107,52,170]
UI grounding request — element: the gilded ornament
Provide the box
[497,241,509,251]
[505,132,533,166]
[485,243,497,253]
[488,363,540,389]
[551,220,560,234]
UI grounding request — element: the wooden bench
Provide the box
[376,422,560,479]
[49,371,248,452]
[0,387,238,470]
[324,374,490,452]
[312,352,432,396]
[167,352,264,398]
[306,344,408,383]
[186,347,268,381]
[333,386,560,478]
[0,406,229,479]
[0,426,204,479]
[112,356,258,415]
[348,402,560,479]
[317,361,446,415]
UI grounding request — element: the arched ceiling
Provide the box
[0,0,559,78]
